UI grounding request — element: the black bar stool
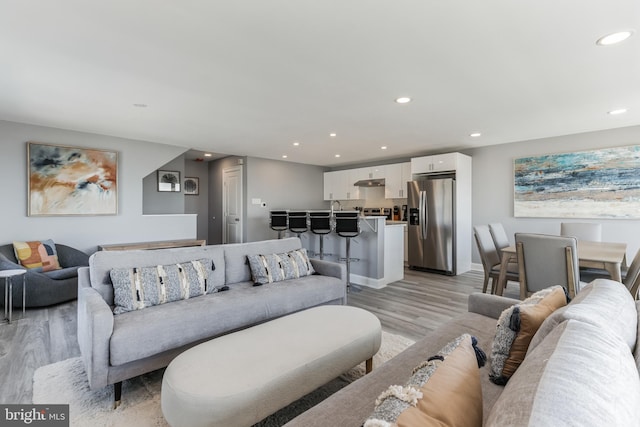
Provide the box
[309,211,332,259]
[334,211,361,293]
[288,211,308,239]
[270,210,288,239]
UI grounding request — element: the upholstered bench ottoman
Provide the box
[161,305,382,427]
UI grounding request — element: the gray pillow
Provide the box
[110,258,214,314]
[247,248,315,285]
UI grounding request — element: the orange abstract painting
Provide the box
[28,142,118,216]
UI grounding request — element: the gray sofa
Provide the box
[286,279,640,426]
[76,237,346,404]
[0,243,89,307]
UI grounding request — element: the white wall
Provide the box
[464,125,640,263]
[245,157,327,242]
[0,120,196,253]
[185,159,209,241]
[143,154,186,214]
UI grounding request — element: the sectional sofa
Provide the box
[76,237,346,404]
[286,279,640,426]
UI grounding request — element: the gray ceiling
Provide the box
[1,1,639,167]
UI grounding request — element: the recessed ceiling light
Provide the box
[204,153,212,157]
[381,146,388,150]
[395,97,411,104]
[470,132,482,138]
[329,133,337,137]
[608,108,628,115]
[282,155,288,159]
[133,103,147,108]
[334,154,341,158]
[292,141,300,146]
[596,30,634,46]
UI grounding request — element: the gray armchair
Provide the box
[0,243,89,307]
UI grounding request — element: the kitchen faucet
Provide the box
[330,200,342,215]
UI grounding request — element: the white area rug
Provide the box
[33,331,414,427]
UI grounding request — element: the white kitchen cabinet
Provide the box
[365,165,386,179]
[323,172,338,200]
[323,170,360,200]
[411,152,460,174]
[345,170,361,200]
[351,165,386,182]
[384,162,412,198]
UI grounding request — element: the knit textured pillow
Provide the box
[13,239,61,272]
[110,258,214,314]
[364,334,486,427]
[489,285,569,385]
[247,248,315,285]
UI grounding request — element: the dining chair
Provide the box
[515,233,581,299]
[474,225,518,294]
[488,223,510,257]
[581,249,640,299]
[560,222,602,242]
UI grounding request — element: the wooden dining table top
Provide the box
[496,239,628,296]
[501,240,627,265]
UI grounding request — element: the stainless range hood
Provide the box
[353,178,385,187]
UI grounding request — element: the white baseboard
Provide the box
[470,262,484,272]
[349,274,388,289]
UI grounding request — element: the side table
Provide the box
[1,269,27,324]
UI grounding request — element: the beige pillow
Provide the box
[364,334,485,427]
[13,239,61,272]
[489,286,568,385]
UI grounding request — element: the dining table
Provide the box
[495,240,628,296]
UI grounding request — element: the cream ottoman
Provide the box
[161,305,381,427]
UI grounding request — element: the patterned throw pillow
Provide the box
[364,334,486,427]
[13,239,61,272]
[489,285,569,385]
[110,259,214,314]
[247,248,315,285]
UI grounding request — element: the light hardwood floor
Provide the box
[0,268,520,404]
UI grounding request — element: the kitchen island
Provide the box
[300,216,404,289]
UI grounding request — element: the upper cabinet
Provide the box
[328,154,468,201]
[323,170,361,201]
[384,162,411,199]
[361,165,386,180]
[411,152,461,174]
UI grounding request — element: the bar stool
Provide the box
[334,211,361,293]
[288,211,308,239]
[270,210,288,239]
[309,211,333,260]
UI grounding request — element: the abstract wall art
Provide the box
[157,170,181,192]
[184,177,199,195]
[514,145,640,219]
[28,142,118,216]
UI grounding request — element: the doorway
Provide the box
[222,165,243,243]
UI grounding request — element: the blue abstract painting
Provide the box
[514,145,640,218]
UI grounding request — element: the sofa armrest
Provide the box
[0,253,25,271]
[468,293,520,319]
[56,244,90,268]
[77,279,114,390]
[309,259,346,282]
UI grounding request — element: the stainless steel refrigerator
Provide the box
[407,174,455,275]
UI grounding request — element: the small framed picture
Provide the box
[157,170,181,192]
[184,177,199,195]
